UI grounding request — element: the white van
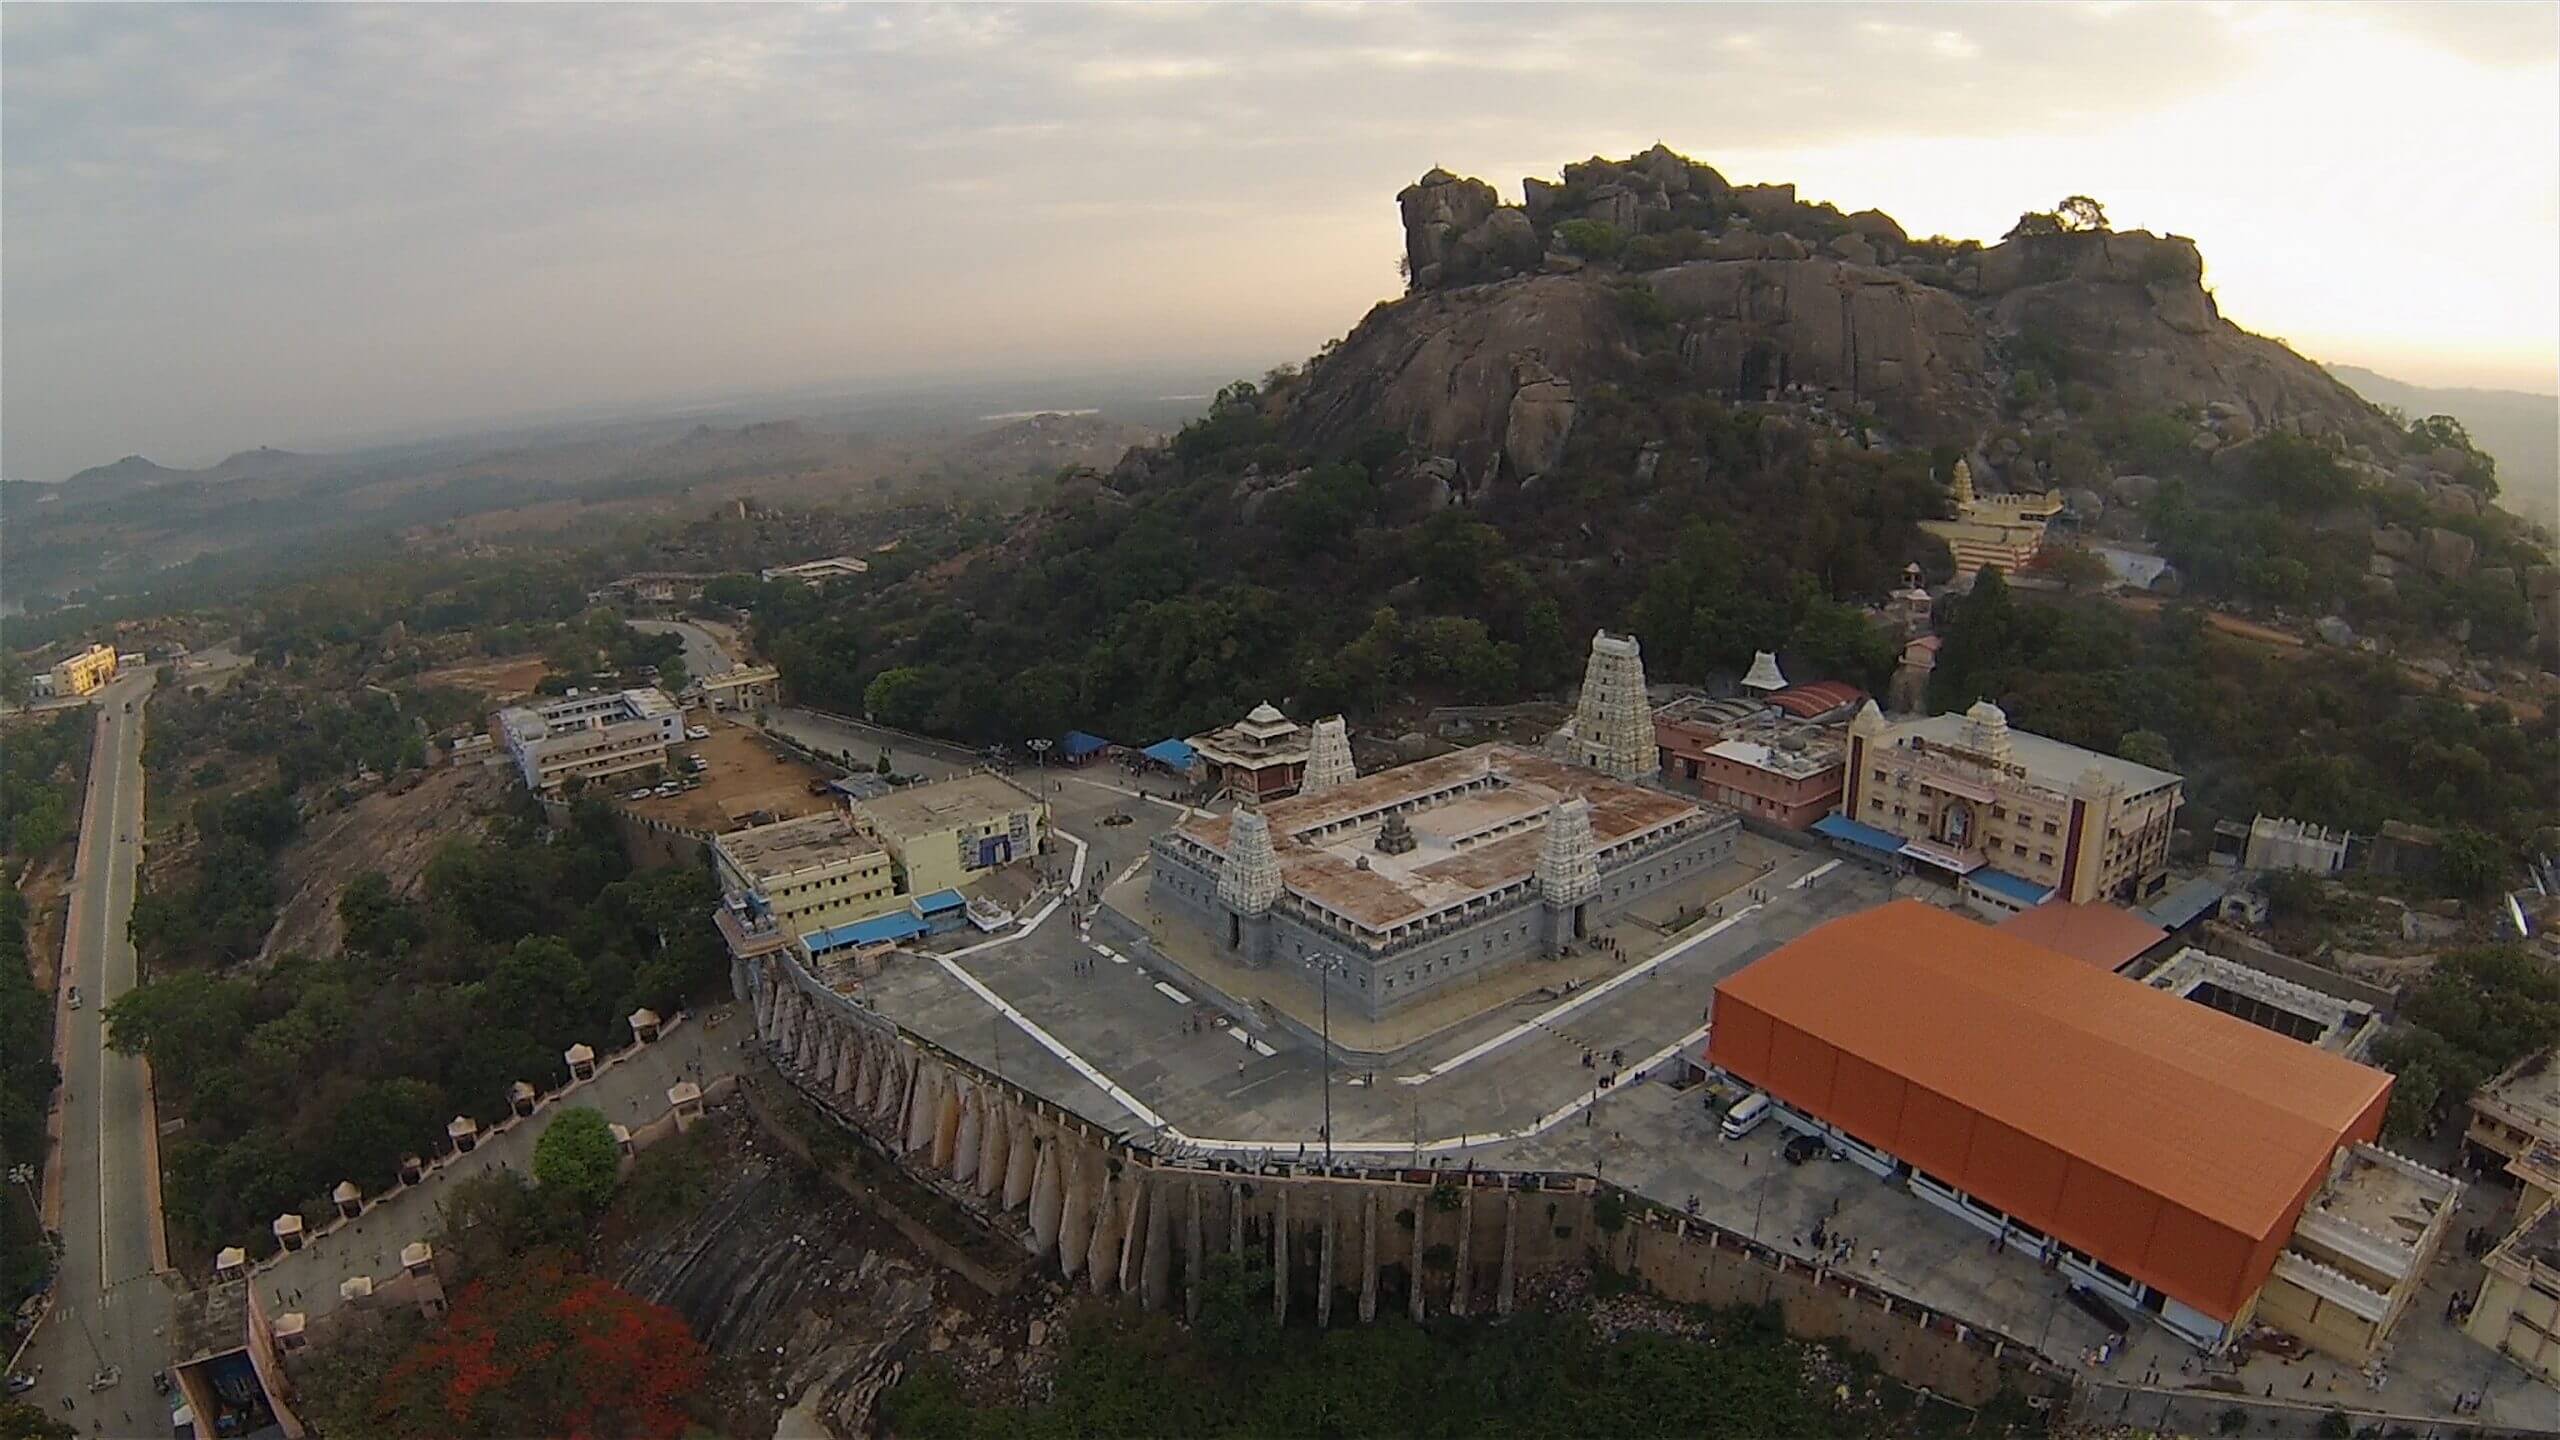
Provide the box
[1720,1091,1771,1140]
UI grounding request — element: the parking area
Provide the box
[619,713,834,831]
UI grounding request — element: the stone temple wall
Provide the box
[730,942,2075,1411]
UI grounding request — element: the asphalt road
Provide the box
[629,619,735,680]
[23,670,174,1434]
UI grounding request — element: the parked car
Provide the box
[66,987,80,1011]
[1783,1132,1825,1165]
[4,1373,34,1396]
[88,1365,120,1392]
[624,788,652,802]
[685,726,709,741]
[652,783,678,798]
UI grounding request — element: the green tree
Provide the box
[864,666,935,729]
[531,1106,621,1215]
[2117,730,2175,772]
[2436,827,2509,899]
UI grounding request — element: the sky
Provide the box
[4,2,2555,481]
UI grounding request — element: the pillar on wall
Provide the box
[1451,1186,1473,1317]
[1317,1191,1337,1329]
[447,1116,478,1154]
[1498,1190,1519,1317]
[340,1275,373,1303]
[1408,1190,1429,1322]
[833,1026,857,1097]
[1360,1191,1379,1323]
[1029,1140,1062,1257]
[952,1086,982,1187]
[1142,1175,1174,1312]
[853,1036,880,1111]
[1058,1151,1092,1280]
[1271,1184,1290,1324]
[975,1101,1008,1198]
[332,1182,363,1220]
[215,1246,248,1281]
[399,1155,425,1186]
[509,1082,538,1118]
[932,1075,964,1174]
[1004,1119,1038,1211]
[629,1007,662,1044]
[566,1042,597,1082]
[904,1065,939,1154]
[1085,1180,1120,1295]
[1186,1182,1207,1323]
[1117,1176,1148,1298]
[611,1122,633,1155]
[667,1081,704,1132]
[273,1312,307,1353]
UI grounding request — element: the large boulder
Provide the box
[1828,233,1879,268]
[1730,182,1798,223]
[2373,525,2418,560]
[1502,357,1577,478]
[1398,168,1502,288]
[2420,526,2478,579]
[1845,209,1909,250]
[1465,208,1543,275]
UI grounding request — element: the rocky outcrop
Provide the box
[1503,359,1577,478]
[1315,147,2411,482]
[2420,526,2478,579]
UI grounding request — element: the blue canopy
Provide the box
[910,888,967,915]
[803,912,927,952]
[1141,738,1199,770]
[1968,867,2053,907]
[1060,730,1113,759]
[1811,813,1906,856]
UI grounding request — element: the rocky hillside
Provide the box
[1295,144,2404,496]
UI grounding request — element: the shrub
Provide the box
[1553,219,1622,259]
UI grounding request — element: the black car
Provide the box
[1783,1132,1825,1165]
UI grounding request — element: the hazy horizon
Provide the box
[6,2,2555,483]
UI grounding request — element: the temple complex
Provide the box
[1301,715,1357,796]
[1918,460,2059,579]
[1189,702,1312,804]
[1150,744,1737,1020]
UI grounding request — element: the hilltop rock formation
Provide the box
[1292,146,2404,485]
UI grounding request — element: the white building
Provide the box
[495,688,683,791]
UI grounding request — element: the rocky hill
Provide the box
[1295,144,2404,498]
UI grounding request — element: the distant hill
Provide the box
[2329,365,2556,527]
[48,446,331,507]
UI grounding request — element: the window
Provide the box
[2038,851,2054,866]
[2042,821,2059,836]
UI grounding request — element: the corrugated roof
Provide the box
[2139,875,2228,930]
[1141,738,1198,768]
[1060,730,1112,758]
[1812,813,1905,854]
[804,912,927,951]
[1996,901,2168,972]
[911,888,966,914]
[1968,867,2053,907]
[1712,901,2390,1241]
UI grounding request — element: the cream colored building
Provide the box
[1918,460,2058,579]
[495,687,683,790]
[693,664,779,713]
[713,812,902,940]
[2254,1143,2462,1366]
[853,772,1047,896]
[2465,1198,2560,1384]
[2466,1049,2559,1174]
[43,643,120,698]
[1836,699,2181,908]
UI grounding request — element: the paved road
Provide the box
[630,619,736,680]
[763,706,978,780]
[22,670,174,1432]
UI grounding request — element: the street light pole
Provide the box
[1312,953,1349,1164]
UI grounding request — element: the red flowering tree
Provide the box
[373,1256,706,1438]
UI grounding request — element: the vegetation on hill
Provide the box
[1,884,63,1309]
[2370,946,2560,1138]
[0,712,92,859]
[888,1260,2037,1440]
[104,795,723,1259]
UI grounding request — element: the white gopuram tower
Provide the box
[1217,808,1283,965]
[1535,799,1602,955]
[1572,631,1654,780]
[1300,715,1356,796]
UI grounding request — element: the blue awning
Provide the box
[1060,730,1113,759]
[1967,867,2053,907]
[803,912,928,952]
[1141,738,1199,770]
[910,888,966,915]
[1812,813,1907,856]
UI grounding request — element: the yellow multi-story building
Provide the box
[854,772,1048,897]
[2466,1198,2560,1385]
[44,643,120,697]
[1830,699,2182,912]
[2466,1050,2560,1175]
[713,811,903,941]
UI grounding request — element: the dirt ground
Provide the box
[255,761,514,964]
[413,653,551,703]
[618,713,834,833]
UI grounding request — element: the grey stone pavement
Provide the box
[245,1013,753,1330]
[629,618,738,680]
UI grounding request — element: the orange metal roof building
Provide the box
[1994,900,2169,973]
[1707,900,2391,1323]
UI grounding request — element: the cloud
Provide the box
[1,1,2551,480]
